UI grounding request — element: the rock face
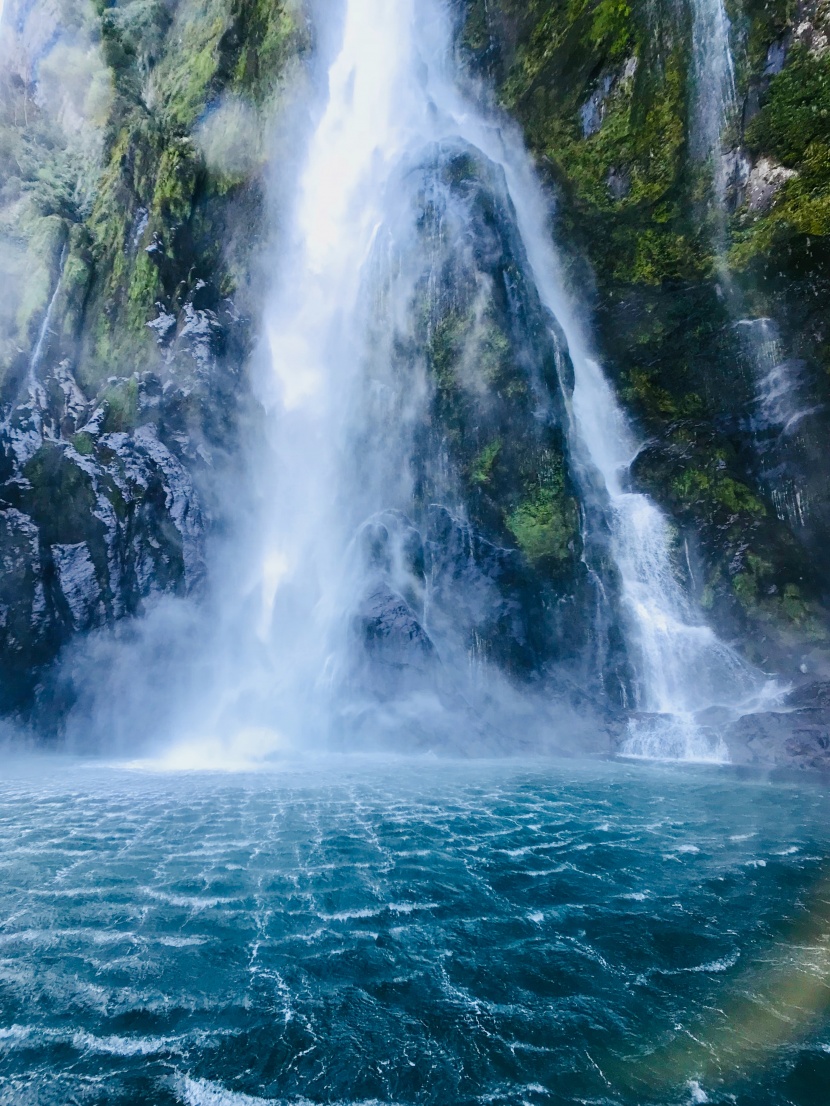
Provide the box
[336,139,633,711]
[0,0,307,716]
[725,683,830,771]
[463,0,830,692]
[0,328,211,712]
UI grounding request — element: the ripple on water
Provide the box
[0,761,827,1106]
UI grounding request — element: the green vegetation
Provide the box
[470,439,502,486]
[0,0,308,389]
[23,445,106,564]
[670,467,766,522]
[507,483,578,569]
[732,47,830,268]
[746,46,830,165]
[101,377,140,433]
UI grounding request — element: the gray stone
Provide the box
[52,542,102,630]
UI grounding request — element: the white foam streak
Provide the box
[174,1076,401,1106]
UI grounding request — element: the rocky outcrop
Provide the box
[0,348,209,711]
[0,0,307,717]
[375,141,626,699]
[743,155,799,213]
[725,683,830,771]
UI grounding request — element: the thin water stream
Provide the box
[688,0,822,538]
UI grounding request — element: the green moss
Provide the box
[505,451,578,569]
[671,467,766,519]
[730,142,830,269]
[746,47,830,167]
[470,439,502,486]
[152,141,200,226]
[428,311,468,393]
[589,0,634,60]
[462,0,491,53]
[232,0,306,106]
[623,369,704,420]
[740,0,795,74]
[23,445,103,549]
[630,229,708,285]
[101,377,139,433]
[71,432,95,456]
[126,250,163,330]
[732,553,827,635]
[507,485,578,567]
[15,216,67,341]
[153,0,229,129]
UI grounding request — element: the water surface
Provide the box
[0,759,828,1104]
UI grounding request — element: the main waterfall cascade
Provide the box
[73,0,779,767]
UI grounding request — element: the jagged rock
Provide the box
[745,156,799,214]
[426,504,547,676]
[52,542,103,630]
[794,15,830,56]
[725,681,830,770]
[579,57,637,137]
[607,166,631,201]
[355,583,438,691]
[0,351,208,711]
[174,302,223,375]
[580,75,615,137]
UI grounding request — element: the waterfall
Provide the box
[688,0,822,542]
[29,244,67,385]
[735,317,820,533]
[689,0,738,214]
[114,0,774,768]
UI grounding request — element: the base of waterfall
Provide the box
[0,758,828,1106]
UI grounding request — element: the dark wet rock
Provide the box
[354,583,438,695]
[725,681,830,770]
[425,504,549,678]
[606,166,631,201]
[0,303,214,714]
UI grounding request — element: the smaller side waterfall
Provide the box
[690,0,738,212]
[28,244,68,385]
[569,360,772,760]
[441,48,778,760]
[0,243,68,468]
[735,317,822,533]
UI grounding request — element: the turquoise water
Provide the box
[0,759,828,1105]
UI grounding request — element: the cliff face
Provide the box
[2,0,830,746]
[0,0,308,713]
[463,0,830,687]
